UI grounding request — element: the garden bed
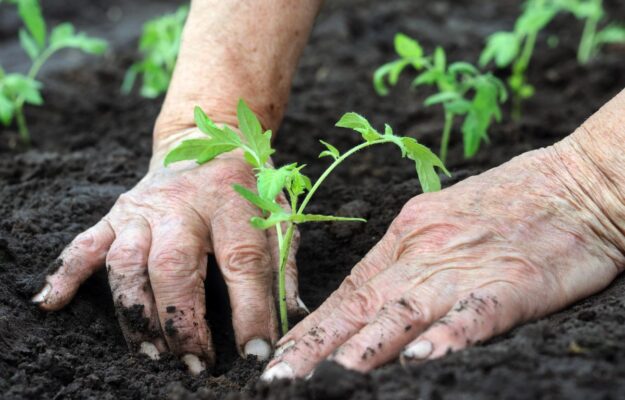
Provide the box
[2,0,625,399]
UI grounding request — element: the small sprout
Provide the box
[0,0,107,145]
[122,6,188,98]
[165,100,449,334]
[375,34,507,163]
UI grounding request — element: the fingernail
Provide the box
[260,362,294,382]
[182,354,206,375]
[274,339,295,358]
[297,296,310,314]
[402,340,433,361]
[139,342,160,360]
[32,283,51,304]
[244,338,272,361]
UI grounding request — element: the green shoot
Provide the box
[480,0,557,120]
[560,0,625,64]
[374,34,507,163]
[122,6,188,98]
[0,0,107,145]
[165,100,449,334]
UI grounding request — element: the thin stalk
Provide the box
[297,139,395,214]
[277,223,295,334]
[15,106,30,145]
[439,112,454,163]
[578,4,601,64]
[511,30,538,120]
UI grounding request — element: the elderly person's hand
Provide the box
[263,90,625,380]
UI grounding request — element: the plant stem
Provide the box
[15,105,30,145]
[277,222,295,334]
[578,1,602,64]
[439,112,453,163]
[511,29,538,121]
[297,139,394,214]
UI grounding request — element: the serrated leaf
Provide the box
[17,0,46,48]
[4,74,42,105]
[164,138,227,166]
[373,59,410,96]
[400,137,449,192]
[233,184,284,214]
[319,140,340,159]
[449,62,478,77]
[50,23,74,46]
[19,29,40,60]
[237,99,274,168]
[335,112,382,142]
[257,166,292,201]
[50,28,108,54]
[250,213,291,230]
[287,167,312,197]
[479,32,520,68]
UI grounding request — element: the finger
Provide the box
[106,217,166,358]
[401,285,523,363]
[212,195,277,361]
[33,219,115,311]
[275,232,397,353]
[329,289,454,372]
[267,220,306,318]
[148,216,213,373]
[263,262,412,380]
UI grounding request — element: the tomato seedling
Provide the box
[122,6,188,98]
[0,0,107,145]
[374,33,507,163]
[165,100,449,334]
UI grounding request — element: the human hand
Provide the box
[32,128,305,374]
[262,131,625,379]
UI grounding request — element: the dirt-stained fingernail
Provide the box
[274,339,295,358]
[260,362,294,382]
[244,338,272,361]
[182,354,206,375]
[402,340,433,362]
[139,342,160,360]
[32,283,52,304]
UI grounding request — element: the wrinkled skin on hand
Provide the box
[263,132,625,379]
[32,129,304,373]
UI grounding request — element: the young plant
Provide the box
[164,100,449,334]
[480,0,558,120]
[0,0,107,145]
[122,6,188,98]
[374,34,507,163]
[560,0,625,64]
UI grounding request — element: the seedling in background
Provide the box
[562,0,625,64]
[122,6,188,98]
[165,100,449,334]
[0,0,107,145]
[374,34,507,163]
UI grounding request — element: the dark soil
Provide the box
[2,0,625,399]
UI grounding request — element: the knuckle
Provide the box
[150,248,196,274]
[221,242,271,276]
[340,284,383,322]
[107,244,148,270]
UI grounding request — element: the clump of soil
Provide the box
[1,0,625,399]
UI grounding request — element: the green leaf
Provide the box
[50,23,74,46]
[373,59,410,96]
[287,166,312,197]
[400,137,449,192]
[479,32,520,68]
[292,214,367,224]
[233,184,284,214]
[433,47,446,72]
[250,213,291,230]
[237,99,274,168]
[335,112,383,143]
[412,69,441,87]
[17,0,46,48]
[4,74,42,105]
[49,26,108,54]
[424,91,461,107]
[19,29,40,60]
[0,93,14,125]
[596,24,625,45]
[319,140,340,160]
[257,166,292,201]
[449,62,478,77]
[164,138,237,166]
[394,33,423,59]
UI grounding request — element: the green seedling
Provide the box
[0,0,107,145]
[560,0,625,64]
[165,100,449,334]
[374,34,507,163]
[480,0,557,120]
[122,6,188,98]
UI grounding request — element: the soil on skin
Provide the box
[2,0,625,399]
